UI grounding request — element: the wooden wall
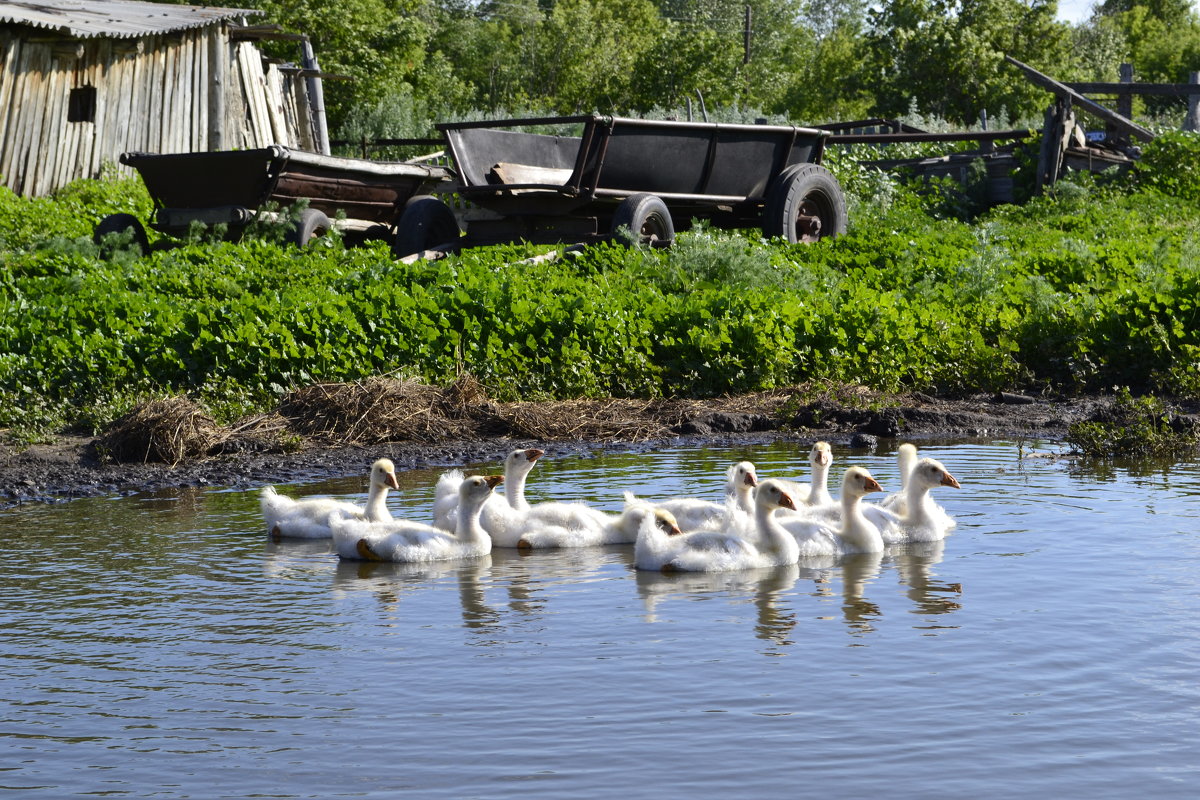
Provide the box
[0,24,316,196]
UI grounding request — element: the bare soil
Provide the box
[0,383,1130,509]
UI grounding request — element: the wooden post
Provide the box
[1186,71,1200,132]
[301,38,329,154]
[1117,63,1133,120]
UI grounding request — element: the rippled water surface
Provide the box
[3,440,1199,798]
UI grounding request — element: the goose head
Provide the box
[506,448,543,470]
[810,441,832,468]
[755,479,799,512]
[459,473,504,506]
[631,505,683,537]
[727,460,759,489]
[841,466,883,499]
[910,458,960,490]
[371,458,401,490]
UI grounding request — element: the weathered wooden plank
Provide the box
[1066,81,1200,97]
[167,34,183,152]
[290,74,314,151]
[1186,72,1200,133]
[207,27,225,150]
[128,38,147,152]
[264,63,288,146]
[1005,55,1154,142]
[195,30,207,150]
[147,36,164,151]
[248,46,273,145]
[236,42,264,147]
[86,38,110,177]
[0,33,18,169]
[40,46,62,193]
[2,39,31,189]
[111,42,132,161]
[829,129,1033,145]
[56,52,79,189]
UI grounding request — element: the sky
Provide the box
[1057,0,1096,23]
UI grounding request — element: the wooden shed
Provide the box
[0,0,329,197]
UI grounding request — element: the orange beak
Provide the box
[525,449,544,462]
[485,474,504,489]
[385,472,400,490]
[941,471,961,489]
[864,477,883,493]
[779,491,797,511]
[744,473,758,487]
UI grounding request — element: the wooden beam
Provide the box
[1004,55,1155,142]
[1066,82,1200,97]
[829,129,1033,145]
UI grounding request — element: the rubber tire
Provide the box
[393,196,460,258]
[763,164,846,243]
[286,208,331,248]
[610,193,674,247]
[93,213,149,255]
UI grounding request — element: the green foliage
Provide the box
[865,0,1072,124]
[1135,130,1200,200]
[1065,387,1200,457]
[4,168,1200,438]
[196,0,1198,134]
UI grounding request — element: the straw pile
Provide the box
[277,375,506,444]
[95,396,224,465]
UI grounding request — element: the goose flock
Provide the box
[259,442,960,573]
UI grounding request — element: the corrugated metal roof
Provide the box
[0,0,260,39]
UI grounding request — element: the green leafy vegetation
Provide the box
[1066,387,1200,457]
[2,145,1200,442]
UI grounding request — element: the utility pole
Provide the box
[744,5,752,64]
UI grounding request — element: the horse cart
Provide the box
[94,146,450,252]
[393,114,846,256]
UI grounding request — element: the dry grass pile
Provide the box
[275,376,797,444]
[96,397,224,465]
[92,380,801,465]
[277,375,504,444]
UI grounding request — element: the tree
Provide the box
[865,0,1073,125]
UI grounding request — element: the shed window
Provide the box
[68,86,96,123]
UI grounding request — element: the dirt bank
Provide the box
[1,385,1130,509]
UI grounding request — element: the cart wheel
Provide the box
[393,196,460,258]
[342,224,392,248]
[611,193,674,247]
[763,164,846,243]
[93,213,149,255]
[287,208,332,248]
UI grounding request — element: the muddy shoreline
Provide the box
[0,390,1122,508]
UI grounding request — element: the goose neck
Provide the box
[363,481,390,522]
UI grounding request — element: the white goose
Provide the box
[779,441,833,506]
[629,461,759,532]
[334,474,503,563]
[880,443,919,515]
[779,467,887,555]
[634,479,801,573]
[259,458,398,540]
[517,502,679,550]
[880,457,960,544]
[432,448,544,530]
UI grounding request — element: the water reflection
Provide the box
[838,552,885,635]
[891,540,964,618]
[331,556,500,628]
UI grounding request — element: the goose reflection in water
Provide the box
[891,539,964,617]
[331,555,501,629]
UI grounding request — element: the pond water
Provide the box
[2,439,1198,799]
